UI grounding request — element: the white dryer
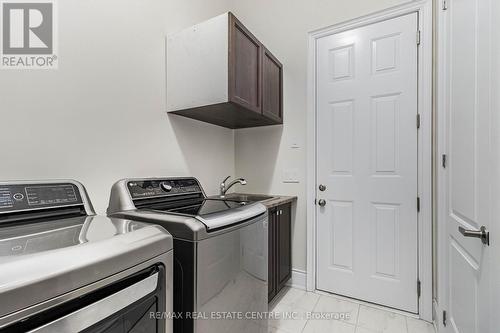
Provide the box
[0,180,173,333]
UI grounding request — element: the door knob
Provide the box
[458,225,490,246]
[318,199,326,207]
[319,184,326,191]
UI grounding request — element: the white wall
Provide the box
[0,0,417,272]
[232,0,412,271]
[0,0,235,213]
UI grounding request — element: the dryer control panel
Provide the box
[0,183,83,214]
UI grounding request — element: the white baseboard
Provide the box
[286,269,307,290]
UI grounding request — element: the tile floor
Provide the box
[268,287,436,333]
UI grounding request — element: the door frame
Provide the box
[306,0,433,321]
[435,0,447,329]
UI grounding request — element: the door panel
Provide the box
[448,239,478,333]
[330,101,354,174]
[442,0,492,331]
[371,94,400,174]
[229,14,262,114]
[262,48,283,122]
[449,0,476,223]
[316,13,419,312]
[277,204,291,290]
[329,201,354,271]
[268,208,276,301]
[372,203,399,279]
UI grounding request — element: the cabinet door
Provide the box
[262,48,283,123]
[228,13,262,114]
[277,203,292,290]
[268,208,277,301]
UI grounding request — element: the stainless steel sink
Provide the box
[220,194,274,202]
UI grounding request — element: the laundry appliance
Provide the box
[0,180,173,333]
[107,177,268,333]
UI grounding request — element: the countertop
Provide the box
[227,193,297,209]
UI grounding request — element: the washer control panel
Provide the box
[0,183,83,214]
[127,178,202,200]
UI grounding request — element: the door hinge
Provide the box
[416,30,421,46]
[417,197,421,212]
[442,0,448,10]
[416,114,421,129]
[417,280,421,297]
[443,310,447,327]
[442,154,447,168]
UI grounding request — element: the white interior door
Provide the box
[316,13,419,313]
[440,0,493,331]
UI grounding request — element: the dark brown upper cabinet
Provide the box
[166,12,283,129]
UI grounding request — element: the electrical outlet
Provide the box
[283,168,299,183]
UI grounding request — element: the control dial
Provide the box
[13,193,24,201]
[160,182,173,192]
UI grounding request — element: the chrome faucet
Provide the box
[220,176,247,197]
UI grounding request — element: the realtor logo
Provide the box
[1,0,57,69]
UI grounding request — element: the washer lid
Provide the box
[151,199,267,230]
[0,215,172,321]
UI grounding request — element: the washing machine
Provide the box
[107,177,268,333]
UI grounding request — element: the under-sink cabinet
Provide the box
[268,202,291,303]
